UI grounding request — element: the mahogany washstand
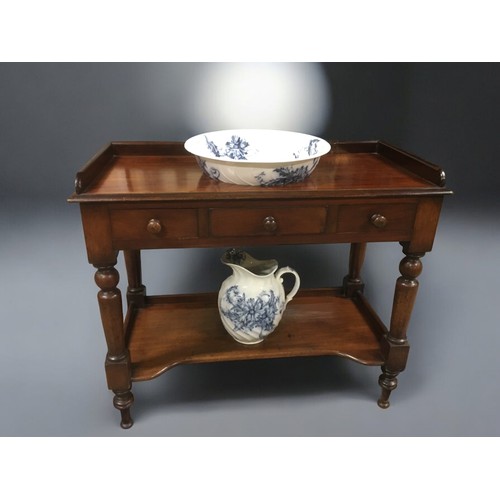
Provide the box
[68,141,452,428]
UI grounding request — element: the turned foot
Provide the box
[377,367,399,409]
[113,390,135,429]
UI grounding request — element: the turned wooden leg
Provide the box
[113,389,134,429]
[343,243,367,297]
[378,249,424,408]
[378,368,398,409]
[123,249,146,307]
[95,264,134,429]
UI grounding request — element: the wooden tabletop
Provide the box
[68,141,452,203]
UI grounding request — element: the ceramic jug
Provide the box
[218,248,300,345]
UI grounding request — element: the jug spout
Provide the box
[221,248,278,276]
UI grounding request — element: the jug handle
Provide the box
[275,267,300,305]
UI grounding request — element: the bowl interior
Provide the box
[184,129,331,163]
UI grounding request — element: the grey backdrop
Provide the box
[1,63,499,436]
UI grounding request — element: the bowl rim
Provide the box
[184,128,331,164]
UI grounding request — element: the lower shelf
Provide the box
[127,288,387,381]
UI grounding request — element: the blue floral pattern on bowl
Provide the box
[205,136,221,157]
[224,136,249,160]
[293,139,320,159]
[256,157,320,186]
[197,158,220,180]
[205,135,250,160]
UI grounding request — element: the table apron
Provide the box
[80,197,443,264]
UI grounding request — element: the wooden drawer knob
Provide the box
[263,216,278,233]
[146,218,162,234]
[370,213,387,228]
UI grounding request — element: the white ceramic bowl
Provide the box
[184,129,331,186]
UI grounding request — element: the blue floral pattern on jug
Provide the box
[221,285,282,337]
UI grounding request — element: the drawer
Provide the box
[110,208,198,242]
[337,203,417,238]
[210,206,327,237]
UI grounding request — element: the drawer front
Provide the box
[337,203,417,239]
[210,207,327,237]
[110,209,199,243]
